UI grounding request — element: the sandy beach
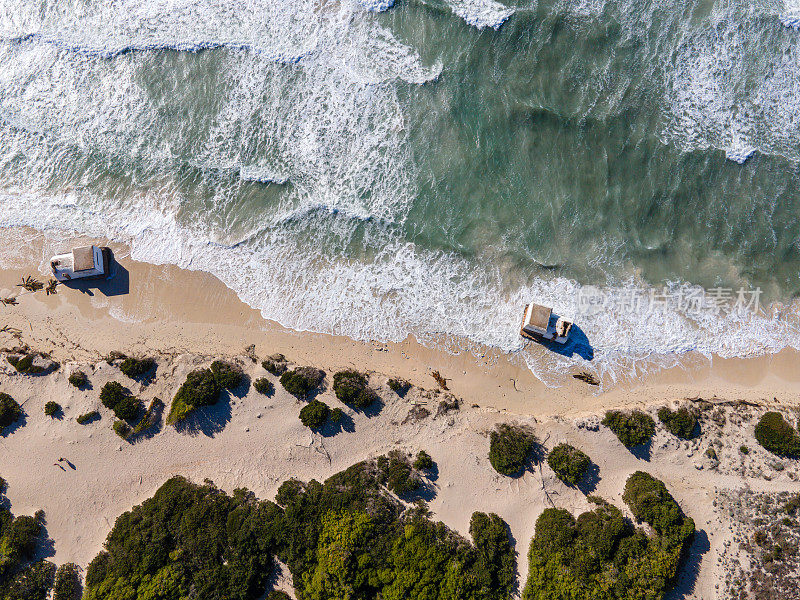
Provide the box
[2,230,800,599]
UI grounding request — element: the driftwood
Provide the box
[431,370,448,390]
[17,276,43,292]
[573,371,600,386]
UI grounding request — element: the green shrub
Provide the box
[133,398,164,434]
[168,368,220,424]
[387,377,411,397]
[253,378,274,396]
[489,424,536,477]
[7,354,45,375]
[332,369,377,409]
[262,354,288,376]
[602,410,655,448]
[378,450,422,495]
[266,592,291,600]
[53,562,82,600]
[0,392,23,430]
[754,411,800,457]
[547,444,591,485]
[413,450,434,470]
[44,401,60,417]
[83,459,515,600]
[82,477,281,600]
[523,474,694,600]
[299,400,330,430]
[211,360,245,390]
[330,407,344,423]
[76,411,99,425]
[658,406,699,439]
[740,445,749,455]
[113,396,141,422]
[113,420,132,440]
[280,366,324,398]
[99,381,129,411]
[4,559,56,600]
[622,471,695,544]
[119,357,155,379]
[68,371,88,388]
[469,512,516,595]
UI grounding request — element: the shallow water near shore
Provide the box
[1,0,800,384]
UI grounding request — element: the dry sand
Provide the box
[2,229,800,599]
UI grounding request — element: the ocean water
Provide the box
[1,0,800,385]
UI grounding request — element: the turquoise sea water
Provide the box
[1,0,800,383]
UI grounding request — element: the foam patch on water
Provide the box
[662,6,800,164]
[445,0,515,29]
[357,0,396,11]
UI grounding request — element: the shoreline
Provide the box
[2,229,800,599]
[1,229,800,417]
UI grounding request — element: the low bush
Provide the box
[524,473,694,600]
[76,411,99,425]
[83,458,516,600]
[253,377,274,396]
[99,382,128,411]
[82,477,281,600]
[119,357,155,379]
[0,392,23,431]
[113,420,132,440]
[211,360,245,390]
[44,401,60,417]
[547,444,591,485]
[413,450,434,470]
[658,406,699,439]
[4,559,56,600]
[68,371,88,388]
[53,562,82,600]
[623,471,696,544]
[168,368,220,424]
[299,400,330,430]
[280,366,324,398]
[262,354,288,376]
[113,396,141,422]
[7,354,46,375]
[602,410,655,448]
[387,377,411,397]
[740,445,749,455]
[333,369,378,409]
[266,593,291,600]
[754,411,800,457]
[133,398,164,435]
[489,424,536,477]
[330,407,344,423]
[378,450,422,495]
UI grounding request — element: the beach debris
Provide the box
[435,395,459,418]
[573,371,599,386]
[45,279,59,295]
[0,297,18,306]
[431,370,448,390]
[105,350,127,365]
[243,344,258,363]
[402,405,431,424]
[17,276,43,292]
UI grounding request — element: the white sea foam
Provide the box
[662,5,800,164]
[2,185,800,388]
[1,0,800,387]
[446,0,515,29]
